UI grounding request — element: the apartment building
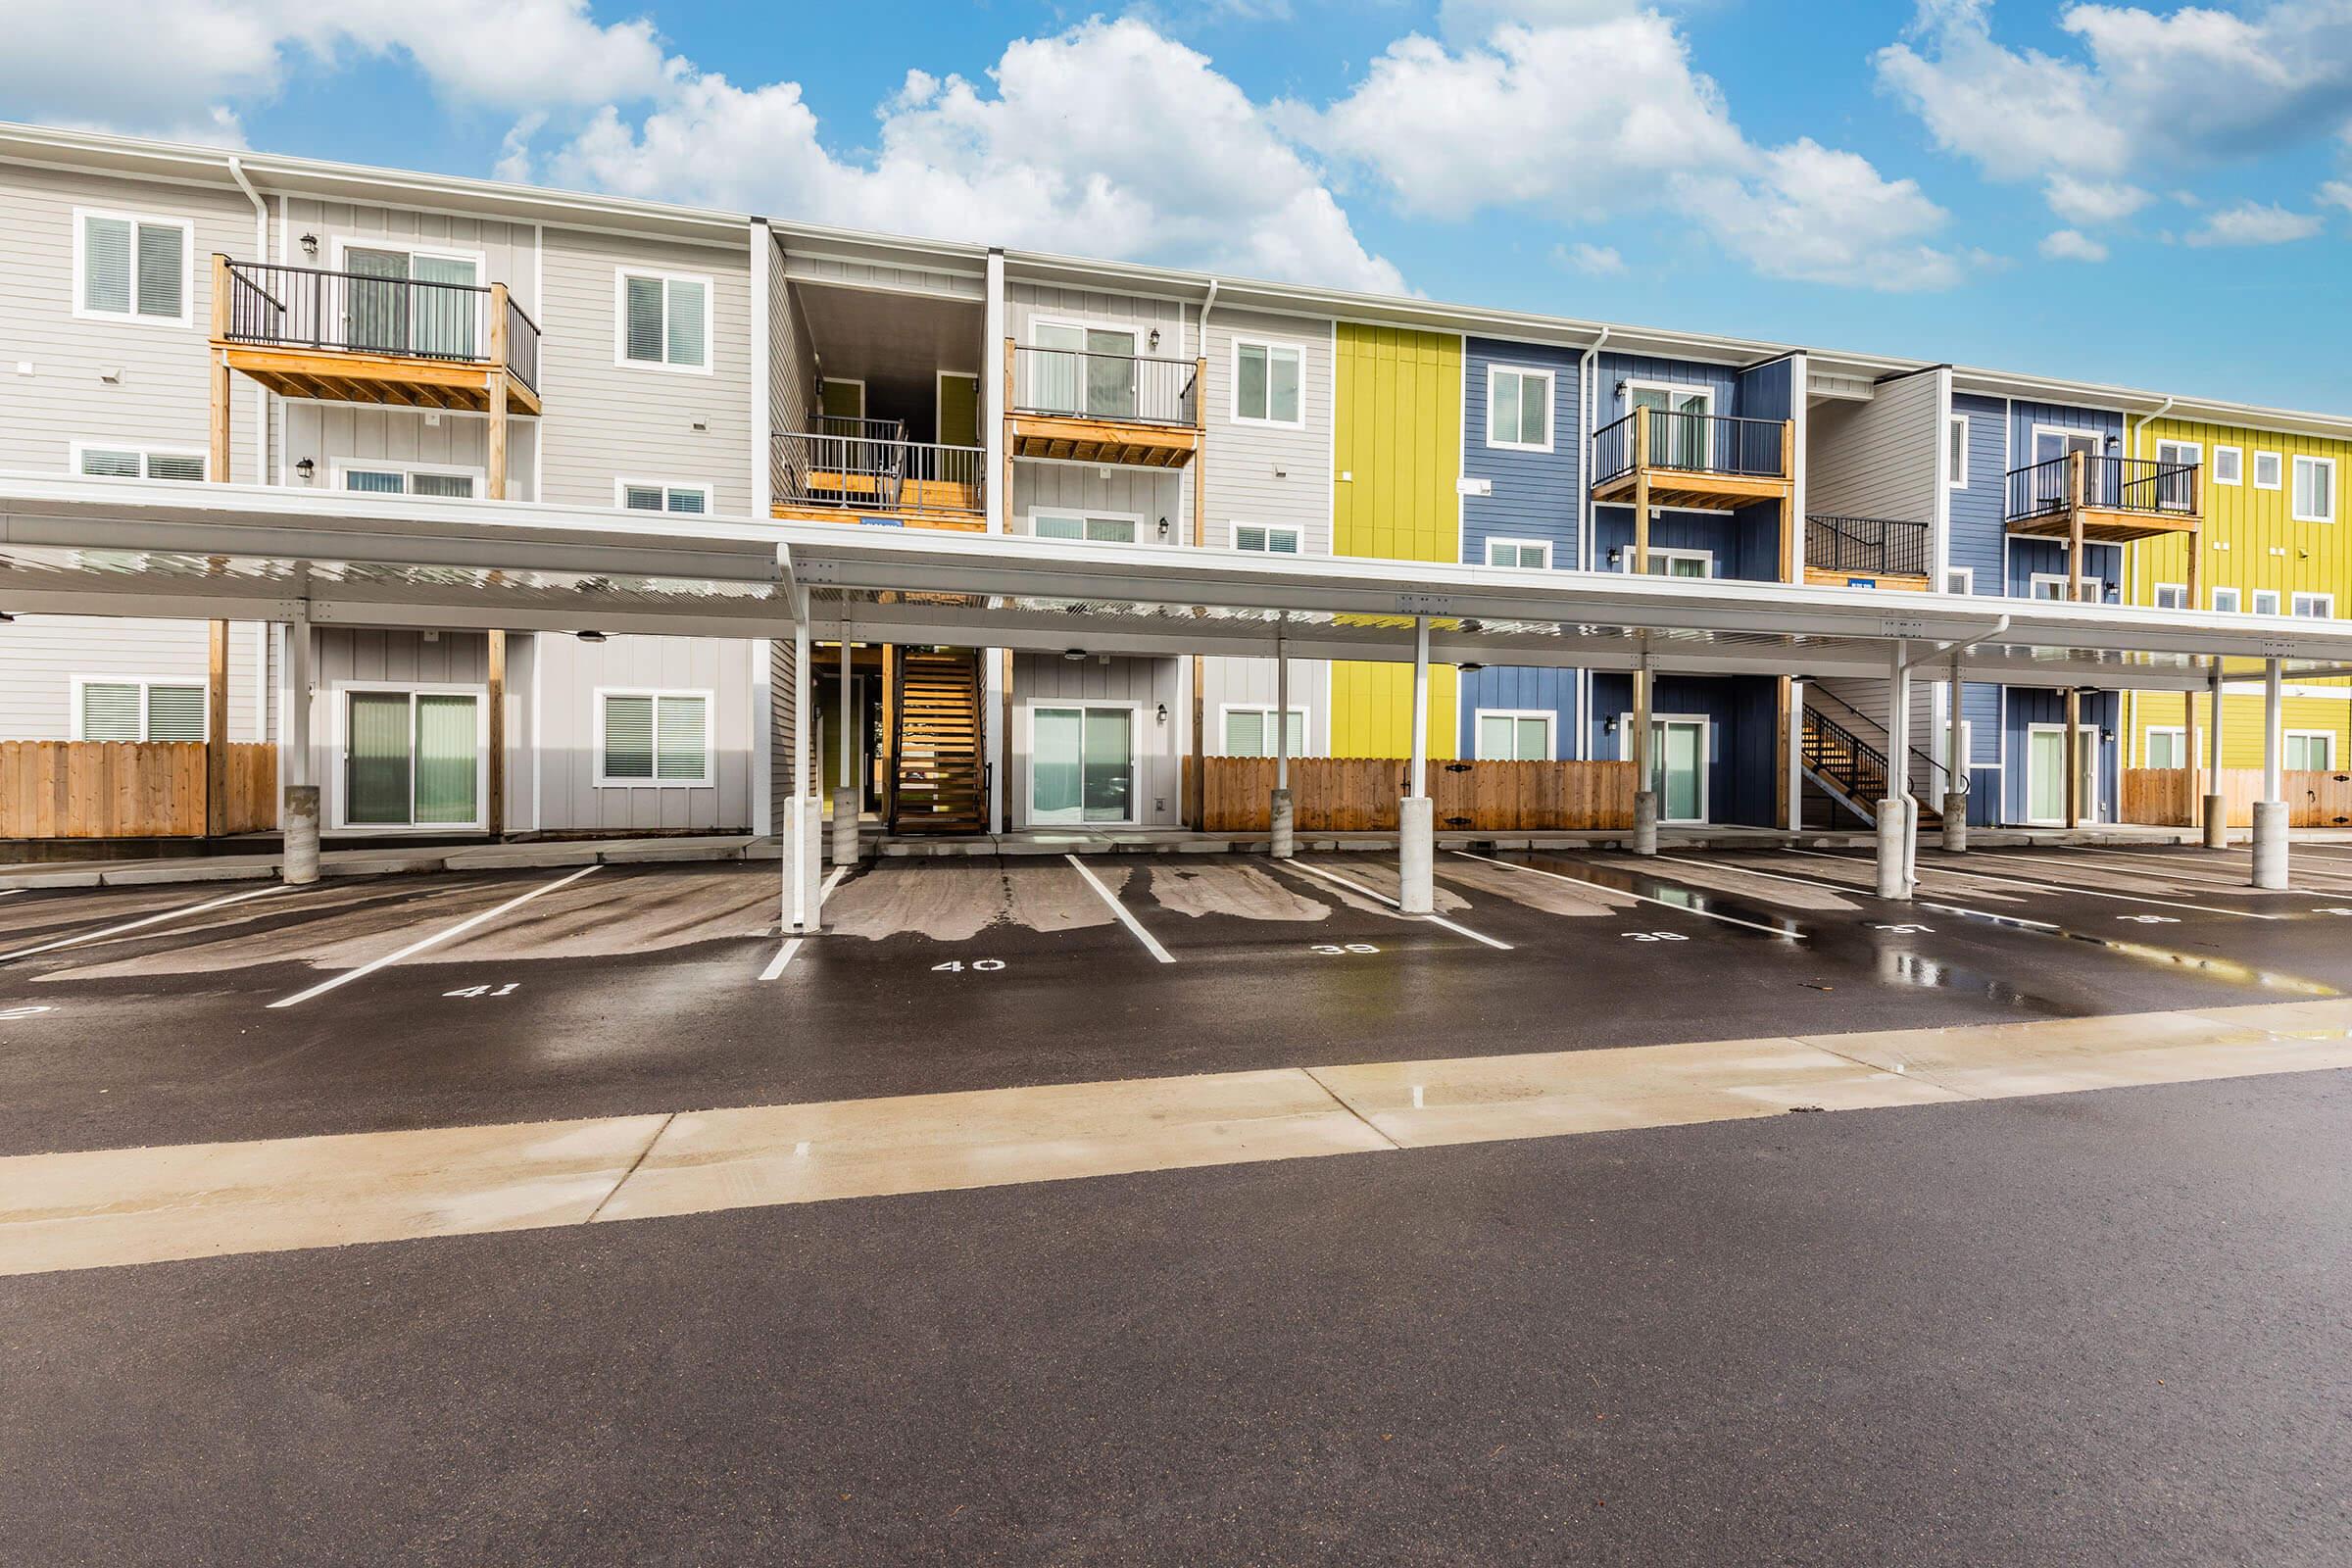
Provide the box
[3,119,2345,851]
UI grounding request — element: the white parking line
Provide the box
[759,938,804,981]
[0,889,22,899]
[1284,858,1515,951]
[0,886,285,963]
[1452,851,1800,940]
[1715,853,2058,927]
[2077,846,2344,889]
[267,866,601,1009]
[1965,847,2295,893]
[1784,848,2279,920]
[1064,855,1177,964]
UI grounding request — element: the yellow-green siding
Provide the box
[2129,692,2348,771]
[1330,323,1463,759]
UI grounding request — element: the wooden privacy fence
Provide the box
[0,742,278,839]
[1189,756,1638,832]
[2121,767,2352,829]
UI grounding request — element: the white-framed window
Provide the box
[617,480,712,514]
[2143,726,2186,769]
[73,208,191,325]
[1947,415,1968,488]
[1231,521,1302,555]
[2152,582,2188,611]
[1485,537,1551,569]
[336,462,481,499]
[1485,366,1553,452]
[1221,706,1306,758]
[596,689,713,786]
[2292,591,2335,618]
[330,239,487,358]
[2156,438,2201,471]
[2213,445,2243,486]
[2213,586,2242,613]
[2286,731,2336,771]
[72,442,206,482]
[1475,710,1555,760]
[71,675,206,742]
[1946,566,1974,596]
[2252,588,2281,615]
[2029,573,2073,602]
[615,269,711,372]
[1032,512,1140,545]
[2254,451,2283,490]
[1627,547,1714,578]
[1231,339,1304,427]
[2292,456,2335,522]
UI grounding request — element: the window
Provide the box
[74,444,205,482]
[1486,367,1552,451]
[2292,592,2335,618]
[72,677,206,742]
[1947,415,1968,488]
[340,466,478,499]
[2254,451,2282,490]
[1628,382,1713,467]
[2252,589,2281,615]
[337,242,483,358]
[1034,513,1139,544]
[618,481,711,514]
[2292,456,2335,522]
[2155,439,2200,469]
[1946,567,1974,596]
[617,270,710,371]
[1485,537,1550,569]
[2152,583,2188,611]
[2286,732,2336,771]
[597,690,711,786]
[1223,707,1306,758]
[2213,445,2243,486]
[2029,574,2073,603]
[1475,710,1554,761]
[1231,522,1302,555]
[1232,340,1303,426]
[2213,586,2241,613]
[74,209,189,324]
[1625,547,1712,578]
[2143,727,2186,769]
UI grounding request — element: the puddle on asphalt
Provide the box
[1916,899,2341,998]
[1518,855,1804,940]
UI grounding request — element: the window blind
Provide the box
[79,682,141,741]
[82,217,131,314]
[1225,710,1264,756]
[146,454,204,482]
[656,696,708,780]
[663,278,706,368]
[603,695,656,780]
[144,685,205,742]
[134,222,182,319]
[410,473,474,499]
[623,275,664,363]
[622,485,666,511]
[78,448,141,477]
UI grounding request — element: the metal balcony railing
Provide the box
[1009,346,1198,426]
[2006,452,2199,523]
[1592,408,1788,485]
[1805,514,1932,578]
[772,424,985,518]
[220,259,541,395]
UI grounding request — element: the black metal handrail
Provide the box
[222,258,539,394]
[1806,686,1961,797]
[1802,707,1892,805]
[2005,452,2198,521]
[772,431,985,517]
[1805,514,1932,578]
[1592,408,1788,486]
[1010,346,1198,426]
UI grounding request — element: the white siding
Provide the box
[0,615,268,741]
[1807,370,1939,527]
[279,403,537,500]
[1202,657,1332,758]
[275,196,539,316]
[534,633,758,833]
[1009,464,1182,538]
[1005,281,1184,351]
[784,252,982,301]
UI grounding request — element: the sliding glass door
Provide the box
[344,689,481,828]
[1030,705,1137,825]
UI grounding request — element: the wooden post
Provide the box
[205,620,230,836]
[1633,410,1652,575]
[2067,449,2086,604]
[486,630,507,837]
[1003,336,1017,528]
[1774,673,1790,831]
[1779,418,1796,583]
[487,283,512,502]
[2184,687,2200,805]
[879,644,898,818]
[2182,460,2202,609]
[2064,686,2082,829]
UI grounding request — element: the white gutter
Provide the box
[227,156,270,488]
[1578,326,1610,574]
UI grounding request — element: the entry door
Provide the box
[2027,727,2067,823]
[1031,706,1136,825]
[1033,325,1137,418]
[1651,718,1706,823]
[346,690,480,827]
[346,248,477,358]
[346,248,411,355]
[1632,386,1710,468]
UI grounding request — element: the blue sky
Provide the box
[8,1,2351,409]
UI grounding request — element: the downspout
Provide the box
[1577,327,1609,761]
[226,157,269,487]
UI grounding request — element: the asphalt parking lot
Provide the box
[6,841,2352,1155]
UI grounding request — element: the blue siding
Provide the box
[1458,666,1579,760]
[1999,689,2120,823]
[1594,353,1740,427]
[2006,538,2124,601]
[1948,392,2007,596]
[1736,356,1796,423]
[1589,673,1780,827]
[2008,400,2123,469]
[1461,336,1584,569]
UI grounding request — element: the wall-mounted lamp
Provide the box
[299,233,318,257]
[1061,648,1088,662]
[0,610,15,623]
[1156,516,1170,541]
[1605,546,1624,568]
[1154,703,1168,724]
[1458,662,1487,674]
[1147,327,1160,353]
[1602,715,1619,735]
[294,458,315,481]
[1614,379,1629,400]
[576,630,608,644]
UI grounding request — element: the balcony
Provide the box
[2005,452,2201,544]
[1591,407,1792,511]
[211,257,541,415]
[772,417,985,530]
[1804,514,1932,590]
[1005,342,1202,467]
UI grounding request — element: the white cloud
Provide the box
[1294,16,1969,290]
[2183,200,2326,246]
[538,20,1404,292]
[1436,0,1663,42]
[1555,241,1626,274]
[2042,172,2150,224]
[2322,178,2352,213]
[2039,227,2110,261]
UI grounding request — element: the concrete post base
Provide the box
[1269,788,1295,860]
[282,785,320,886]
[783,796,825,933]
[1632,791,1659,856]
[830,788,861,867]
[1876,800,1910,900]
[1941,791,1969,853]
[2202,795,2229,851]
[1398,796,1434,915]
[2251,800,2289,890]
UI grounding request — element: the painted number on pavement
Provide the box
[1621,931,1690,943]
[0,1004,55,1020]
[2116,914,2180,924]
[1309,943,1381,956]
[1870,923,1935,934]
[444,983,521,999]
[932,959,1007,972]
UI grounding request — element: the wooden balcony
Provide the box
[771,423,986,532]
[1004,341,1203,467]
[1590,408,1793,511]
[2006,450,2204,599]
[1802,514,1932,591]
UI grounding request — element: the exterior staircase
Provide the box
[1799,704,1945,831]
[889,649,988,833]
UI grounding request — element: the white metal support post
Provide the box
[1270,625,1295,859]
[1631,644,1657,855]
[281,612,319,886]
[2252,656,2288,889]
[784,602,824,933]
[1943,652,1969,851]
[2204,661,2229,850]
[1399,615,1435,914]
[982,247,1007,835]
[832,639,860,867]
[1879,639,1915,900]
